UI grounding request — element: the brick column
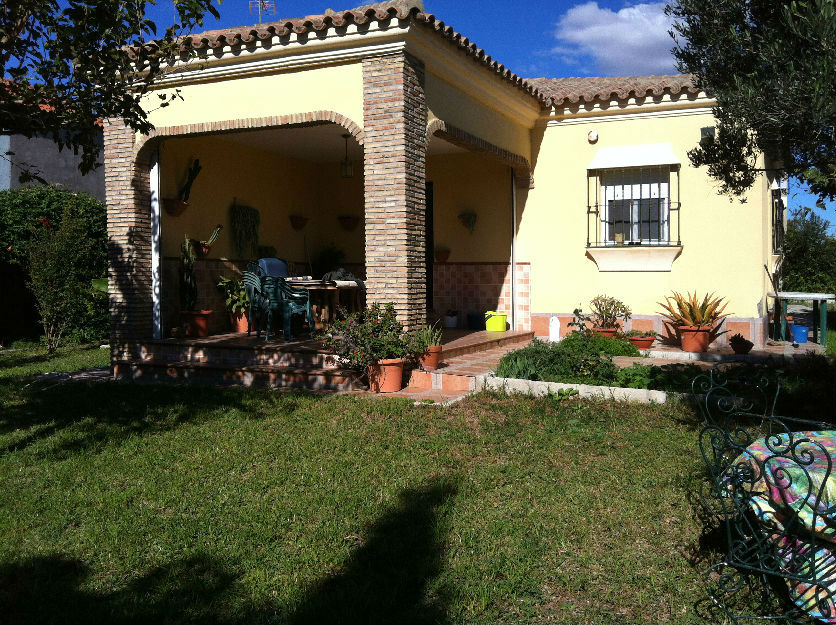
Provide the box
[362,52,428,329]
[103,119,153,364]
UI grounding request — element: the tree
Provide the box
[783,209,836,294]
[667,0,836,201]
[1,0,220,180]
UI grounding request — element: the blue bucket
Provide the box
[791,324,809,344]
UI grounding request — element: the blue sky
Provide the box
[145,0,834,225]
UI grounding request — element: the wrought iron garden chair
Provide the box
[693,365,836,624]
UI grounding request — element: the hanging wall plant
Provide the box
[229,201,260,259]
[458,210,477,234]
[164,159,202,217]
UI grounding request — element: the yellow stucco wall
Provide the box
[518,108,772,319]
[142,62,365,136]
[160,134,364,265]
[427,153,512,263]
[425,72,532,163]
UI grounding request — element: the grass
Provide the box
[0,345,755,623]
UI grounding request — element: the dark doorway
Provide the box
[425,181,434,314]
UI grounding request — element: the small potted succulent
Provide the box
[412,322,444,371]
[729,332,754,355]
[589,295,631,336]
[194,224,223,258]
[658,291,730,353]
[325,302,408,393]
[624,329,657,349]
[216,276,250,333]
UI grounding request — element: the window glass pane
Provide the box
[600,168,670,243]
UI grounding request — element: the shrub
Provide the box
[1,187,107,343]
[0,186,106,268]
[495,334,638,385]
[28,205,100,352]
[324,303,408,371]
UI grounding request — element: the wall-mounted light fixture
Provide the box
[340,134,354,179]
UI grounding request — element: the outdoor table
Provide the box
[769,291,835,344]
[285,279,364,329]
[739,430,836,622]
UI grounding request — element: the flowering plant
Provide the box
[324,303,408,371]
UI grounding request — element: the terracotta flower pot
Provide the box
[627,336,655,349]
[678,325,713,353]
[289,215,308,230]
[163,198,189,216]
[419,345,442,371]
[338,215,360,231]
[731,340,754,355]
[435,249,451,263]
[230,310,250,333]
[180,310,213,337]
[368,358,405,393]
[591,327,618,338]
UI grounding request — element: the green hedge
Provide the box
[0,187,107,344]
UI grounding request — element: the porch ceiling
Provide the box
[210,122,467,161]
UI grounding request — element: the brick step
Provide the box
[441,330,534,360]
[136,339,339,369]
[122,360,364,391]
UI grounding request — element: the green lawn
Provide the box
[0,346,742,623]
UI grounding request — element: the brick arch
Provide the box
[134,110,365,158]
[426,118,532,186]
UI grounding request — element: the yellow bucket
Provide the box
[485,311,507,332]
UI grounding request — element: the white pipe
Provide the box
[150,150,162,339]
[510,167,517,330]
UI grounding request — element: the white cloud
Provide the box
[554,2,678,76]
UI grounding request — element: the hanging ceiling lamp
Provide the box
[340,133,354,179]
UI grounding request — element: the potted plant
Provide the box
[164,158,202,216]
[412,322,444,371]
[658,291,730,353]
[216,276,250,333]
[195,224,223,258]
[324,302,408,393]
[729,332,754,355]
[179,235,212,337]
[435,246,451,263]
[589,295,631,336]
[624,329,657,349]
[443,309,459,329]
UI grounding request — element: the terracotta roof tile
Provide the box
[527,74,700,107]
[151,1,550,104]
[145,4,699,109]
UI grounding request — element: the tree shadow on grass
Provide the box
[0,479,458,624]
[0,345,102,371]
[0,379,315,459]
[283,478,458,625]
[0,552,239,625]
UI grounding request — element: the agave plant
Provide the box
[658,291,730,327]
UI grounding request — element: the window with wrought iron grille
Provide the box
[587,166,681,247]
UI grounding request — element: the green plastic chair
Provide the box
[242,270,269,337]
[261,276,314,342]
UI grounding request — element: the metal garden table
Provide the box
[769,291,835,344]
